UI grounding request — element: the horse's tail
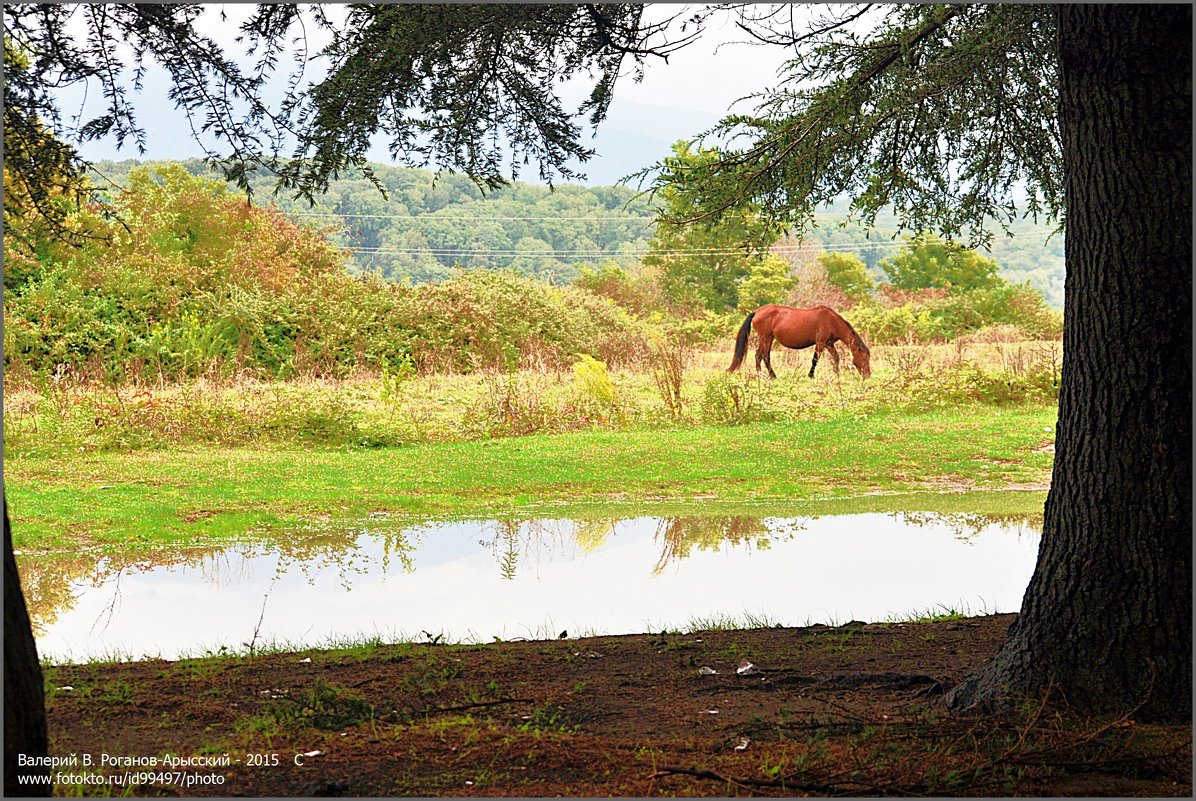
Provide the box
[727,311,756,372]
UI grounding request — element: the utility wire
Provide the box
[341,232,1057,259]
[287,212,659,221]
[285,210,850,222]
[342,239,935,254]
[346,242,914,257]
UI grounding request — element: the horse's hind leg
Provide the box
[755,332,777,379]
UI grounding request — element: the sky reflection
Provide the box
[26,512,1041,662]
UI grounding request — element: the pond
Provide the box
[22,511,1042,663]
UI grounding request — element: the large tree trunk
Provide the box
[947,5,1192,721]
[4,500,51,794]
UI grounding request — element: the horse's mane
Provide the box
[827,307,869,353]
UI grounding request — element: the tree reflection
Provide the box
[892,511,1040,543]
[651,516,780,575]
[480,519,588,580]
[17,525,419,634]
[469,516,807,579]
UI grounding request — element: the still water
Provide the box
[24,512,1041,662]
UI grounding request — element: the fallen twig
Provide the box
[423,697,532,716]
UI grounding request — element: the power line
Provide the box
[346,240,916,258]
[293,211,1062,248]
[288,212,659,222]
[349,247,751,256]
[286,210,853,222]
[341,232,1058,260]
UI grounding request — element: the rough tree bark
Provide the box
[947,4,1192,721]
[4,500,51,795]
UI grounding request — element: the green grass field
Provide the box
[5,405,1055,551]
[4,342,1059,551]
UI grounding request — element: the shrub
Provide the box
[573,261,665,317]
[698,373,768,426]
[3,167,652,383]
[394,269,650,373]
[570,355,626,425]
[850,282,1062,345]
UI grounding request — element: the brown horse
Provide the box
[728,304,871,379]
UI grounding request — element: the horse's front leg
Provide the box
[808,343,825,378]
[810,339,841,378]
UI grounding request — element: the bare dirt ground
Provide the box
[43,614,1190,797]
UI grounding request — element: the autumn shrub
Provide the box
[573,262,666,317]
[3,166,651,383]
[850,282,1062,345]
[393,269,651,373]
[4,164,366,381]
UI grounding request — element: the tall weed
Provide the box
[645,334,689,420]
[462,369,559,439]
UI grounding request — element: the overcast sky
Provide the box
[61,3,801,173]
[580,5,799,120]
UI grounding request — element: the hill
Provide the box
[87,159,1066,308]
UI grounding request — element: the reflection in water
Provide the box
[19,527,417,635]
[20,511,1041,662]
[892,511,1040,544]
[477,520,580,582]
[652,516,785,575]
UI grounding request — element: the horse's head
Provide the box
[852,345,872,379]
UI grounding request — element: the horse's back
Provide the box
[760,304,837,328]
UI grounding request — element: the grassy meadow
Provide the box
[4,338,1060,552]
[4,165,1063,557]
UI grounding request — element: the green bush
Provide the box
[392,269,650,373]
[850,283,1062,345]
[698,373,769,426]
[4,167,651,383]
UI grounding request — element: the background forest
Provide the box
[89,157,1065,304]
[4,158,1063,385]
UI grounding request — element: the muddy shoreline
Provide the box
[41,614,1190,796]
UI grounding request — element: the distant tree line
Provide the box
[88,155,1065,309]
[88,159,659,285]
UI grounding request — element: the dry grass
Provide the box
[3,340,1063,458]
